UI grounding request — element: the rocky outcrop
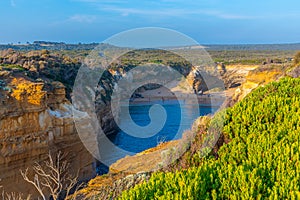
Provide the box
[75,140,180,199]
[0,49,81,99]
[77,172,151,200]
[186,66,224,94]
[0,77,96,197]
[288,65,300,78]
[226,64,285,105]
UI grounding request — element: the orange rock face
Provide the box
[0,78,96,197]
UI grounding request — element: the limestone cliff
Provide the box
[223,64,287,105]
[0,76,96,196]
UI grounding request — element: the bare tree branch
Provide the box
[20,168,46,200]
[1,180,31,200]
[20,151,80,200]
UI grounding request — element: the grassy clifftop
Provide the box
[119,77,300,199]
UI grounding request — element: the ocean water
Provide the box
[97,99,220,174]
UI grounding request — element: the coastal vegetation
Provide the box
[119,77,300,199]
[1,47,300,199]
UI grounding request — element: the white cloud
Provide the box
[102,6,184,17]
[217,14,254,20]
[100,6,255,20]
[49,14,98,27]
[196,10,256,20]
[71,0,257,20]
[68,14,97,23]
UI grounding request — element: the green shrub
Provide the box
[119,77,300,199]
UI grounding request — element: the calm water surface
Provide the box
[97,99,219,174]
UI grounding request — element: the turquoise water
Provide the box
[97,100,220,174]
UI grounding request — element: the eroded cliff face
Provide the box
[185,63,287,106]
[231,65,284,103]
[220,64,287,106]
[0,77,96,196]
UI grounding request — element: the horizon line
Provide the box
[1,41,300,46]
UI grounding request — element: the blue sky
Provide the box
[1,0,300,44]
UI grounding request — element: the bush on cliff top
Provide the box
[119,77,300,199]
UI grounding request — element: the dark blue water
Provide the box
[97,100,219,174]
